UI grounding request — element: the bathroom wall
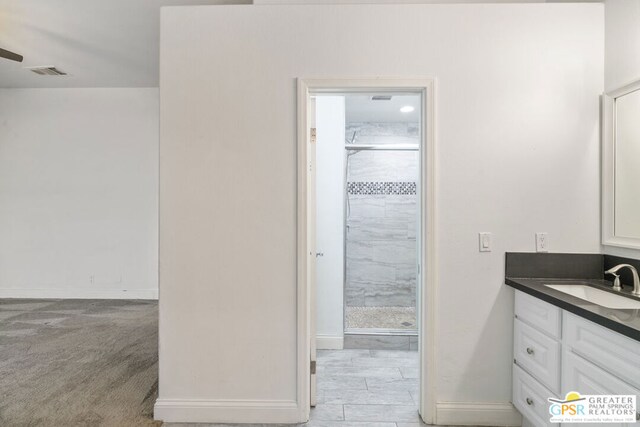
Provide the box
[345,123,418,311]
[605,0,640,93]
[159,4,603,423]
[0,88,159,299]
[603,0,640,260]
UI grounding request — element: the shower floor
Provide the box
[345,306,416,330]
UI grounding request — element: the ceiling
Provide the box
[345,94,421,123]
[0,0,250,88]
[0,0,601,89]
[257,0,601,3]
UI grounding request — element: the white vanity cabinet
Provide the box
[513,292,561,427]
[513,290,640,427]
[563,312,640,391]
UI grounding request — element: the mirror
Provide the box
[603,80,640,248]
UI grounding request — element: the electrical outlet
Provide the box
[479,232,492,252]
[536,232,548,253]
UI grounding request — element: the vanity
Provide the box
[506,253,640,427]
[504,78,640,427]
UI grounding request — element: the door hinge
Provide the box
[310,128,317,144]
[310,360,316,375]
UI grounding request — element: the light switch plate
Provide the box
[479,232,491,252]
[536,232,548,253]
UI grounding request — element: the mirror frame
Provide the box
[602,78,640,249]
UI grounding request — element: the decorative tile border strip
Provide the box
[348,181,416,195]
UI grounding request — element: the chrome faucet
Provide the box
[605,264,640,296]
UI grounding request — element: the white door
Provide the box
[311,96,347,406]
[314,95,346,349]
[309,97,317,407]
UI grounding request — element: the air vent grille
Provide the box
[371,95,392,101]
[27,66,67,76]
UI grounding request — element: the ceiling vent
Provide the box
[26,66,67,76]
[371,95,392,101]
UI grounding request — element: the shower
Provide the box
[343,123,420,336]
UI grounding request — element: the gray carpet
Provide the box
[0,298,160,427]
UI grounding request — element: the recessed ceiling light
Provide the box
[400,106,415,113]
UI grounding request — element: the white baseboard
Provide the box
[436,401,522,426]
[316,334,344,350]
[154,398,303,423]
[0,288,158,300]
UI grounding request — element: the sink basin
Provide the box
[544,284,640,309]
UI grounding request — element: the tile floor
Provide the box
[311,349,422,426]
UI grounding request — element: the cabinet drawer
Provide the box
[562,349,640,427]
[513,364,557,427]
[515,291,561,339]
[514,318,561,393]
[564,312,640,390]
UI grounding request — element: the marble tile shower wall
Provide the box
[346,121,420,145]
[346,122,419,310]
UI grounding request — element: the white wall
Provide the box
[315,96,345,349]
[604,0,640,260]
[0,88,159,299]
[605,0,640,93]
[158,3,602,424]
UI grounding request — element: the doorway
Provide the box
[297,79,436,424]
[342,94,420,343]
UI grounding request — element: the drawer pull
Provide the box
[526,397,534,406]
[526,347,534,355]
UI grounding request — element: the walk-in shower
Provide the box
[343,99,420,336]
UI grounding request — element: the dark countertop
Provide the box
[506,277,640,342]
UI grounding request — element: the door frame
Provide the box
[296,78,437,423]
